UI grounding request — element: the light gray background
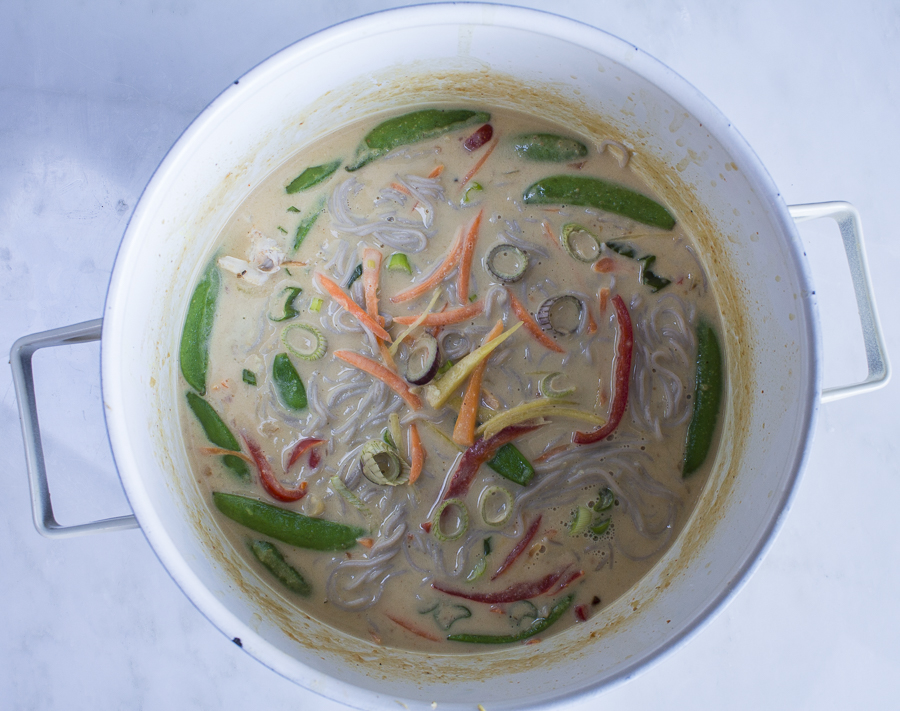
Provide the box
[2,1,898,709]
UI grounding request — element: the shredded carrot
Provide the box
[357,537,374,549]
[199,447,251,462]
[506,289,566,354]
[427,164,444,178]
[599,287,610,313]
[362,248,382,320]
[541,220,563,252]
[587,305,598,334]
[393,300,484,326]
[453,319,504,446]
[333,350,422,410]
[389,181,412,196]
[317,272,392,342]
[408,422,425,484]
[385,614,441,642]
[592,257,616,273]
[457,209,483,302]
[377,339,398,372]
[390,225,464,304]
[460,139,497,189]
[430,302,450,338]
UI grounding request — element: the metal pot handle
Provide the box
[9,318,139,538]
[789,201,891,402]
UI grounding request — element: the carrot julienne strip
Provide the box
[316,272,392,341]
[385,614,441,642]
[362,248,382,320]
[460,139,497,189]
[598,287,610,313]
[408,422,425,484]
[427,164,444,178]
[452,319,504,447]
[333,349,422,410]
[506,288,566,354]
[393,300,484,326]
[457,209,483,302]
[390,225,464,304]
[199,447,251,462]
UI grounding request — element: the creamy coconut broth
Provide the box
[178,106,724,651]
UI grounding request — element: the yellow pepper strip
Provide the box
[423,322,523,409]
[476,400,606,440]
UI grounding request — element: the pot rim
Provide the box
[101,4,821,708]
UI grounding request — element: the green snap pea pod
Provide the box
[186,392,240,451]
[513,133,588,162]
[486,443,535,486]
[248,539,312,596]
[293,196,325,252]
[447,594,574,644]
[270,286,302,322]
[222,455,251,482]
[523,175,676,230]
[683,320,723,476]
[346,109,491,171]
[272,352,307,411]
[179,263,220,394]
[213,492,365,550]
[285,159,342,194]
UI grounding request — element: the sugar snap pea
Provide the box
[285,159,341,194]
[346,109,491,171]
[293,196,325,252]
[486,443,535,486]
[447,594,574,644]
[683,320,723,476]
[272,352,307,411]
[222,455,251,482]
[213,492,365,550]
[186,392,240,451]
[248,539,312,595]
[523,175,676,230]
[179,262,220,394]
[513,133,588,162]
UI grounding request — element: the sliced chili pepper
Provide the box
[491,515,542,581]
[464,124,493,151]
[286,437,326,470]
[308,447,322,470]
[243,433,307,502]
[443,424,543,500]
[432,567,569,603]
[574,604,590,622]
[573,294,633,444]
[553,568,585,592]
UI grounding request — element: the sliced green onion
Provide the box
[486,243,528,283]
[561,223,601,263]
[432,498,468,541]
[478,485,513,527]
[539,372,576,399]
[436,359,454,375]
[287,206,300,213]
[360,440,408,486]
[330,475,370,514]
[281,323,327,361]
[594,487,615,512]
[387,252,412,274]
[569,505,593,536]
[536,295,583,336]
[276,226,288,235]
[638,254,672,293]
[462,181,483,204]
[242,369,257,386]
[466,556,487,582]
[388,413,403,454]
[269,286,302,322]
[309,297,323,313]
[590,518,612,536]
[346,263,363,288]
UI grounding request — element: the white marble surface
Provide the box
[2,1,898,708]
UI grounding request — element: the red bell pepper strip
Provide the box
[464,124,493,151]
[443,424,543,500]
[432,567,570,603]
[286,437,326,470]
[243,433,308,502]
[573,294,633,444]
[491,515,542,581]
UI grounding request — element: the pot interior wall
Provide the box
[102,7,818,709]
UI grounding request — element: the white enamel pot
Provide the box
[11,5,890,710]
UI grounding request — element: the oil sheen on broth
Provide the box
[179,106,723,651]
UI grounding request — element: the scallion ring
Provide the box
[432,498,469,541]
[359,440,408,487]
[282,323,327,361]
[486,243,528,283]
[478,485,513,527]
[536,295,583,336]
[539,372,576,398]
[561,223,601,263]
[569,505,593,536]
